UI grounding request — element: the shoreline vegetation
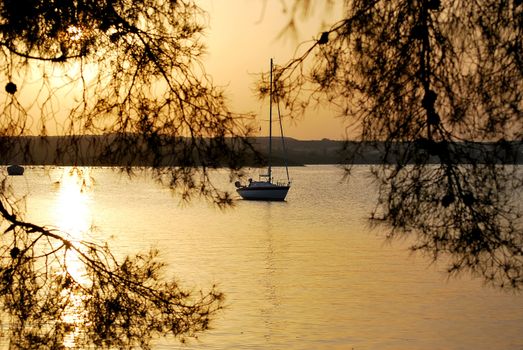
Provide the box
[1,135,522,167]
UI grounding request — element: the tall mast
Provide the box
[268,58,273,182]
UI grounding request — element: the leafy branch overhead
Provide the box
[1,195,223,348]
[275,0,523,289]
[1,0,255,202]
[0,0,251,347]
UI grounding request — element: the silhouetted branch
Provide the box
[275,0,523,289]
[0,0,245,346]
[1,193,223,348]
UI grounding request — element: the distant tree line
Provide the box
[2,136,522,167]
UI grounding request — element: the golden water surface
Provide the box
[5,165,523,349]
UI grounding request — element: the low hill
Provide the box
[1,135,521,166]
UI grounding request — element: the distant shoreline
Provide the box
[1,135,522,166]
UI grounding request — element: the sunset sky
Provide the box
[201,0,347,140]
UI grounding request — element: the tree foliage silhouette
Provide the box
[0,0,254,347]
[271,0,523,288]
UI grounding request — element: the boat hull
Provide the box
[237,185,290,201]
[7,165,24,176]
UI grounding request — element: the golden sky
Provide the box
[8,1,347,140]
[201,0,347,140]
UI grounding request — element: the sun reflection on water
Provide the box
[61,284,91,348]
[54,167,93,237]
[52,167,94,347]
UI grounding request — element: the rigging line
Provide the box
[276,97,290,184]
[268,58,273,181]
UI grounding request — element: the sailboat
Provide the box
[236,59,291,201]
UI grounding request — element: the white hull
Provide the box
[237,183,290,201]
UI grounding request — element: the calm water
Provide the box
[5,165,523,349]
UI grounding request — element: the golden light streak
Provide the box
[52,167,94,348]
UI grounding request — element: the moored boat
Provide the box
[236,179,290,201]
[236,59,291,201]
[7,164,24,176]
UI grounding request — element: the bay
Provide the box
[5,165,523,349]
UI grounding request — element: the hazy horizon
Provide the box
[201,0,348,141]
